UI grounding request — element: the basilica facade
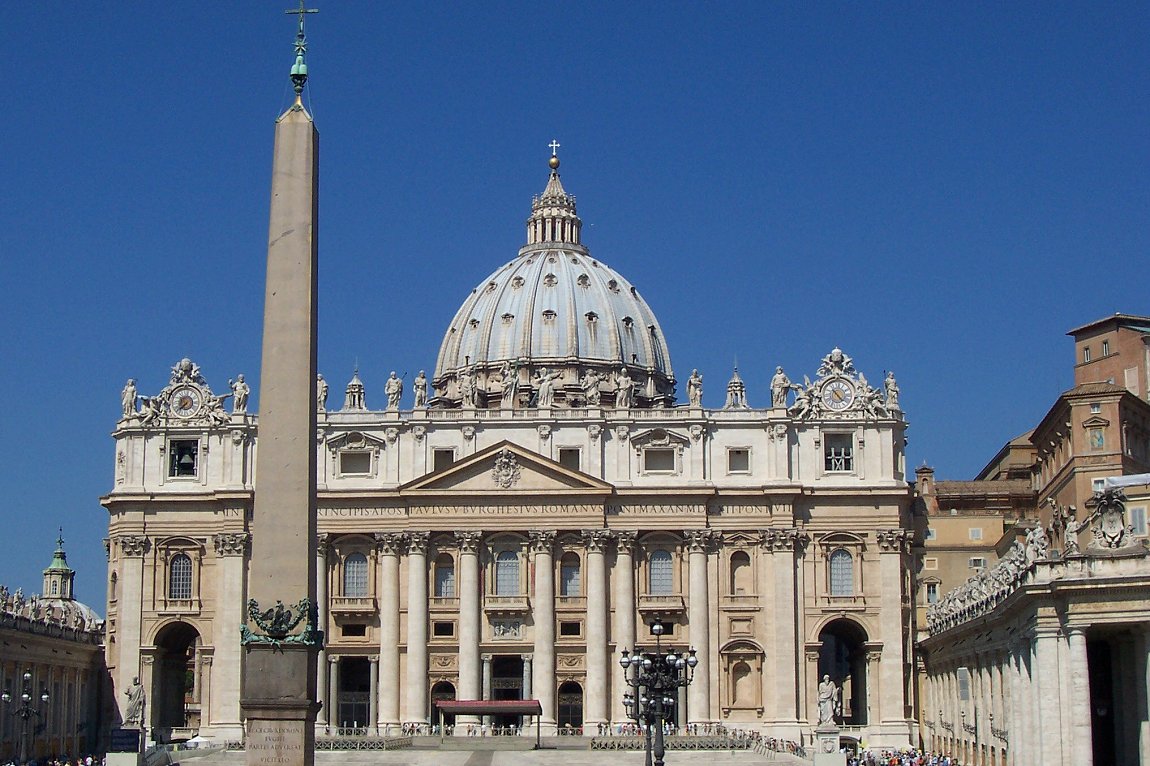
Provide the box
[102,155,916,748]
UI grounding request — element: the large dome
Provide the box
[432,155,675,409]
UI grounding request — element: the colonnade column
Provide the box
[212,532,248,735]
[530,531,557,733]
[612,531,637,725]
[369,656,379,733]
[686,529,714,724]
[482,655,493,728]
[1035,628,1065,765]
[584,530,612,729]
[456,532,483,724]
[376,532,403,729]
[1067,627,1093,766]
[523,655,533,702]
[405,532,430,727]
[315,534,329,727]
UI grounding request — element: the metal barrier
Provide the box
[590,735,752,751]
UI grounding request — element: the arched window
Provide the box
[829,549,854,596]
[560,553,581,597]
[343,553,368,597]
[648,550,673,595]
[495,551,520,595]
[434,554,455,598]
[729,551,752,594]
[168,553,193,600]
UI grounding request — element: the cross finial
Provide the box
[549,140,561,157]
[285,0,319,97]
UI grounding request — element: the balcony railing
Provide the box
[719,594,759,608]
[484,595,530,613]
[637,594,686,613]
[429,596,460,610]
[330,596,377,614]
[557,595,587,609]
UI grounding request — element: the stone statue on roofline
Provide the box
[615,367,634,409]
[413,370,428,408]
[687,369,703,407]
[385,371,404,410]
[121,379,138,418]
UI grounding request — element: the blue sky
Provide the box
[2,2,1147,607]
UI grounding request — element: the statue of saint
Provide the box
[884,371,900,410]
[124,676,146,726]
[615,367,634,409]
[121,379,138,418]
[687,369,703,407]
[458,367,476,408]
[535,367,559,408]
[229,374,250,413]
[413,371,428,408]
[317,374,329,412]
[385,371,404,410]
[817,675,840,725]
[770,366,791,408]
[581,369,603,406]
[500,362,518,409]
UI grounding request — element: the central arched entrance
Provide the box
[817,618,868,725]
[152,622,201,741]
[557,681,583,733]
[431,681,456,730]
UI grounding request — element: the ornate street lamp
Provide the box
[2,670,50,765]
[619,615,698,766]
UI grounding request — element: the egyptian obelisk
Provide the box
[241,6,320,766]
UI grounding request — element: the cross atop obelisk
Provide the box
[241,8,322,765]
[286,0,319,96]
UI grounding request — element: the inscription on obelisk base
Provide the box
[244,646,318,764]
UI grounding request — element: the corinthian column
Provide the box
[376,532,404,728]
[405,532,430,727]
[456,531,483,724]
[612,531,637,725]
[686,529,715,724]
[1068,627,1093,766]
[212,533,249,738]
[315,534,329,728]
[530,531,557,733]
[584,530,613,729]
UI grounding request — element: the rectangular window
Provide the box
[433,621,454,637]
[727,448,750,473]
[925,528,937,541]
[958,667,971,701]
[1130,506,1147,536]
[558,448,581,471]
[1090,402,1102,414]
[926,582,939,604]
[968,527,983,541]
[560,621,581,637]
[643,448,675,473]
[969,557,987,569]
[168,439,199,478]
[824,434,853,472]
[1092,478,1106,493]
[339,451,371,475]
[560,560,581,597]
[1102,340,1110,356]
[433,448,455,472]
[1083,346,1092,363]
[924,557,939,570]
[342,624,367,637]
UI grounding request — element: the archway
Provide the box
[431,681,456,729]
[337,657,370,729]
[557,681,583,732]
[152,622,201,739]
[817,619,868,725]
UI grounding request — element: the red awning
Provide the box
[434,699,543,715]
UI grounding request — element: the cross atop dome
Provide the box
[528,142,581,247]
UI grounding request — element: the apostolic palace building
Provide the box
[102,149,917,748]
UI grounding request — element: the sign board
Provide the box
[109,728,141,752]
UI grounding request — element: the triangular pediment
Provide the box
[1080,415,1110,429]
[400,441,614,495]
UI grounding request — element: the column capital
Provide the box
[118,535,150,557]
[375,532,406,556]
[316,533,331,556]
[407,531,430,556]
[213,532,250,557]
[684,528,717,553]
[328,655,340,665]
[614,530,638,552]
[1066,625,1087,638]
[368,655,379,664]
[529,530,557,554]
[582,529,613,553]
[456,531,483,555]
[876,528,911,553]
[761,527,809,552]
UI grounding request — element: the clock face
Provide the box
[170,386,202,418]
[821,379,854,411]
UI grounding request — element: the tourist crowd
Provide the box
[850,748,960,766]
